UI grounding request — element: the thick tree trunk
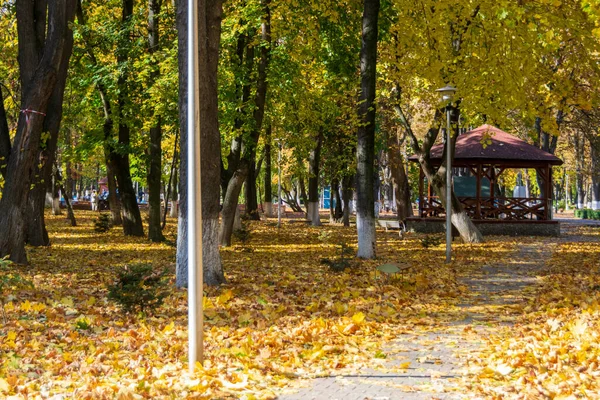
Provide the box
[170,166,178,218]
[299,178,309,215]
[308,131,323,226]
[51,177,62,215]
[27,11,75,246]
[0,1,75,263]
[63,161,77,226]
[245,160,260,219]
[575,132,585,209]
[388,129,412,221]
[587,133,600,210]
[356,0,380,258]
[264,125,273,217]
[333,179,343,221]
[342,175,352,227]
[147,0,165,242]
[105,155,122,224]
[220,164,247,246]
[429,172,482,243]
[176,0,225,287]
[148,120,165,240]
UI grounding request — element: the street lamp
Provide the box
[187,0,203,371]
[436,85,456,264]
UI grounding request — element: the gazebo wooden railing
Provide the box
[420,195,550,220]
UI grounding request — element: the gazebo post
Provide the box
[476,163,482,219]
[418,167,424,217]
[490,166,496,218]
[546,164,552,220]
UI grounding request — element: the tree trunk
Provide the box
[147,0,165,242]
[175,0,226,287]
[333,179,343,220]
[388,129,412,221]
[0,1,76,263]
[575,132,585,209]
[299,177,309,215]
[220,164,248,246]
[308,131,323,226]
[245,160,260,219]
[588,133,600,210]
[170,166,178,218]
[51,176,62,215]
[106,155,122,224]
[26,9,75,246]
[264,125,272,217]
[356,0,380,258]
[342,175,352,227]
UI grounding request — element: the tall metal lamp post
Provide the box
[436,85,456,264]
[187,0,203,372]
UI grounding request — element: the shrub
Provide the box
[94,213,112,233]
[107,264,169,315]
[420,235,443,248]
[321,243,354,272]
[575,209,600,220]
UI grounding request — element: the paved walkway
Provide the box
[277,237,557,400]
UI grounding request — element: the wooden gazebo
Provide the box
[407,125,563,235]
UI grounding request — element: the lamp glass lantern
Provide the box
[436,85,457,103]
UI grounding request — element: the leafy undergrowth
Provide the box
[1,211,498,399]
[469,226,600,399]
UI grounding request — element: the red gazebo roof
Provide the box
[409,125,563,166]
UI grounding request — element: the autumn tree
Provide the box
[175,0,226,287]
[355,0,380,258]
[0,1,77,263]
[146,0,165,242]
[219,0,271,246]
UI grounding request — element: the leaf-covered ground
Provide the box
[1,212,599,399]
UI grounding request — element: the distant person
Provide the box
[91,190,98,211]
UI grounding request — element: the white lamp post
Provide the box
[187,0,203,372]
[436,85,456,264]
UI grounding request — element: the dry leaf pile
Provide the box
[469,227,600,399]
[3,211,595,399]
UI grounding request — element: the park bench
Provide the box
[377,219,402,231]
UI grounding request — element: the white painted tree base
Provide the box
[264,202,273,218]
[309,202,321,226]
[170,200,178,218]
[52,198,62,215]
[356,215,375,258]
